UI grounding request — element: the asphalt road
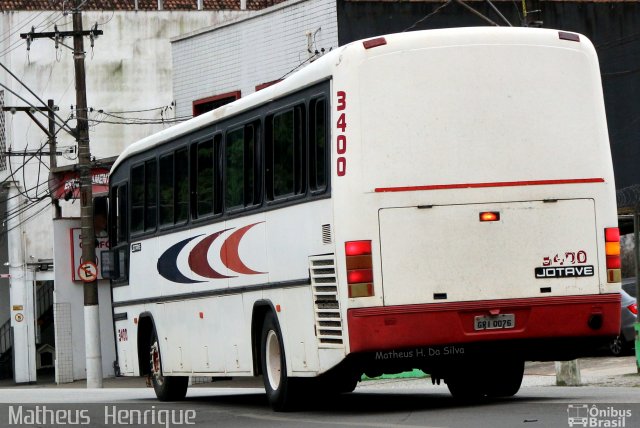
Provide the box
[0,380,639,428]
[0,356,638,428]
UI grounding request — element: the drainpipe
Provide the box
[5,182,36,384]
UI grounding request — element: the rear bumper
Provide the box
[347,294,621,355]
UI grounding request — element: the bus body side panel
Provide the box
[112,198,336,377]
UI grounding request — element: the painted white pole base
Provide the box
[84,304,104,388]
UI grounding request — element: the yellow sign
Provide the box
[12,305,23,311]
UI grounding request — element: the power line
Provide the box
[0,73,76,138]
[403,1,453,32]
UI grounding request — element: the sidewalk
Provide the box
[522,356,640,387]
[0,356,637,390]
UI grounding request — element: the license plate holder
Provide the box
[474,314,515,331]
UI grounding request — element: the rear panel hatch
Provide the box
[378,199,599,306]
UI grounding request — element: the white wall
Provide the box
[0,8,253,380]
[172,0,338,118]
[0,9,252,262]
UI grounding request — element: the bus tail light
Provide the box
[345,240,374,298]
[605,227,621,283]
[628,302,638,316]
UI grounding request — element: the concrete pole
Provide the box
[72,2,102,388]
[555,360,581,386]
[5,182,36,384]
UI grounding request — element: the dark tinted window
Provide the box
[130,165,144,233]
[310,97,327,192]
[145,159,157,231]
[267,105,305,200]
[225,123,259,210]
[175,148,189,223]
[159,154,174,226]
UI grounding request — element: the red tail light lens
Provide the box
[605,227,621,283]
[605,228,620,242]
[606,255,621,269]
[345,240,374,298]
[347,269,374,284]
[345,240,372,256]
[628,303,638,315]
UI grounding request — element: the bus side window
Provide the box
[116,185,128,244]
[266,105,305,201]
[110,183,129,283]
[131,159,158,234]
[159,153,174,226]
[175,148,189,224]
[145,159,157,232]
[194,136,222,218]
[225,122,260,210]
[309,97,327,193]
[130,164,145,233]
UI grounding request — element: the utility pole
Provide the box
[2,100,62,218]
[73,0,103,389]
[20,1,104,388]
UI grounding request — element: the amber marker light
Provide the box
[479,211,500,222]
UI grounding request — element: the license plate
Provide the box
[474,314,515,331]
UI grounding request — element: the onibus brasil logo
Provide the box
[567,404,632,427]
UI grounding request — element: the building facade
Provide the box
[0,0,281,383]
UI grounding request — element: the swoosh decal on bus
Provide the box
[220,222,266,275]
[188,229,236,279]
[374,178,605,193]
[157,235,206,284]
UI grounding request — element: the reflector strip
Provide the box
[374,178,605,193]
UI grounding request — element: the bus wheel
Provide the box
[149,330,188,401]
[261,313,299,411]
[485,360,524,397]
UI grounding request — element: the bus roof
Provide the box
[111,26,590,174]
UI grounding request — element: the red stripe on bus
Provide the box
[374,178,605,193]
[347,294,620,353]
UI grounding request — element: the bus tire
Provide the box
[445,365,486,400]
[260,312,300,411]
[149,330,188,401]
[446,375,485,400]
[485,360,524,397]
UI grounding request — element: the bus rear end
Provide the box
[331,28,620,396]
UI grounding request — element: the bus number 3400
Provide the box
[336,91,347,176]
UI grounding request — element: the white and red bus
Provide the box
[109,27,621,410]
